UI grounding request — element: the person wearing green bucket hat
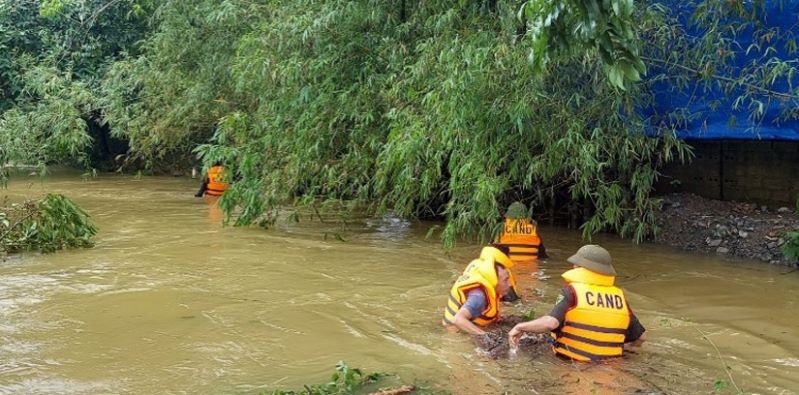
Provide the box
[508,245,647,361]
[495,202,547,264]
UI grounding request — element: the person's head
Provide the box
[494,264,511,297]
[567,244,616,276]
[505,201,528,220]
[490,243,511,258]
[486,244,519,301]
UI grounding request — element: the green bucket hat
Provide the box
[567,245,616,276]
[505,202,528,219]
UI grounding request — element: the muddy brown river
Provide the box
[1,173,797,394]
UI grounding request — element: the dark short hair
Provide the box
[491,243,511,257]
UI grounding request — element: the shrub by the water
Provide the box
[780,200,799,264]
[0,193,97,255]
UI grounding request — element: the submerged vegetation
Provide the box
[266,361,385,395]
[1,1,797,247]
[265,361,438,395]
[0,193,97,255]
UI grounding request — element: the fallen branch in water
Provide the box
[695,327,743,394]
[0,194,97,254]
[369,385,415,395]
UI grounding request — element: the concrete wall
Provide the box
[655,140,799,206]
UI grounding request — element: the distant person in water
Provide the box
[443,245,520,337]
[194,162,229,197]
[495,202,547,263]
[508,245,647,361]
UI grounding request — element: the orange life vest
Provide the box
[497,218,541,263]
[206,165,229,196]
[552,268,631,361]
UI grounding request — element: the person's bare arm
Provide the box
[508,315,560,346]
[452,306,486,335]
[625,330,647,349]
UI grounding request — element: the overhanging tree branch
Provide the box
[641,55,799,101]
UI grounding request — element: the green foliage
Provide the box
[178,0,692,246]
[522,309,536,321]
[266,361,387,395]
[505,202,529,220]
[0,0,155,176]
[520,0,645,90]
[3,0,799,248]
[779,199,799,263]
[0,193,98,254]
[0,63,95,175]
[99,0,259,168]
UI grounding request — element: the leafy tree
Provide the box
[187,0,689,244]
[0,0,154,177]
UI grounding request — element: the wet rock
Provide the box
[739,231,748,238]
[778,207,792,213]
[716,247,729,254]
[707,239,723,247]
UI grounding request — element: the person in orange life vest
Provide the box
[194,162,229,197]
[508,245,647,361]
[443,245,517,336]
[495,202,547,263]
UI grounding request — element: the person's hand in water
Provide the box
[508,325,523,348]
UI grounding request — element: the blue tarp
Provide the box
[645,1,799,140]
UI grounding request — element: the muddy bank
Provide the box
[654,193,799,266]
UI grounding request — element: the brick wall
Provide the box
[655,140,799,206]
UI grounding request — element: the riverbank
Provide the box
[654,193,799,266]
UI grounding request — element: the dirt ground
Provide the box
[654,193,799,266]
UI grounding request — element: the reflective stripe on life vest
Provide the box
[497,218,541,263]
[553,271,630,361]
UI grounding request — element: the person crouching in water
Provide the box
[195,162,229,197]
[495,202,547,264]
[508,245,646,361]
[443,245,518,336]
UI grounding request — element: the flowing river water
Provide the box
[1,173,797,394]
